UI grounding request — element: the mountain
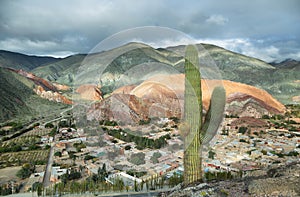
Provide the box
[28,42,298,104]
[0,67,70,122]
[86,74,285,124]
[32,42,181,89]
[32,54,85,84]
[268,59,300,103]
[0,50,58,71]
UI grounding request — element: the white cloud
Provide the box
[205,14,229,25]
[0,37,80,57]
[193,38,288,62]
[0,38,57,52]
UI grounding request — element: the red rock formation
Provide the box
[52,83,70,91]
[8,68,72,105]
[34,86,73,104]
[87,74,285,123]
[76,84,103,101]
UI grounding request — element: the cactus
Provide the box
[182,45,226,186]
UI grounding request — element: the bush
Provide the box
[139,119,151,125]
[150,152,162,163]
[54,151,62,157]
[16,163,35,179]
[238,127,248,134]
[129,153,145,165]
[45,123,54,128]
[262,114,270,119]
[84,155,96,161]
[286,151,299,157]
[124,145,131,150]
[261,150,267,155]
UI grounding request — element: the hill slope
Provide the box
[0,42,294,104]
[87,74,285,124]
[0,50,58,71]
[0,68,67,122]
[32,54,85,84]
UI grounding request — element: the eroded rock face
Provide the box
[292,95,300,102]
[75,84,103,101]
[34,86,72,104]
[87,74,285,123]
[10,69,73,105]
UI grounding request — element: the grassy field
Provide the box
[0,150,49,168]
[0,166,22,184]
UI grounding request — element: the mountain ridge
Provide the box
[0,50,59,71]
[0,42,299,104]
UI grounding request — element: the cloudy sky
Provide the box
[0,0,299,62]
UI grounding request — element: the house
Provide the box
[108,172,142,186]
[50,166,68,183]
[24,171,45,191]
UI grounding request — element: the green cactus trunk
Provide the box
[182,45,226,187]
[183,45,203,185]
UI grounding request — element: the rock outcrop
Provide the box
[167,162,300,197]
[87,74,285,124]
[34,86,72,104]
[75,84,103,101]
[8,68,72,105]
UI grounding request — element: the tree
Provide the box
[238,127,248,134]
[54,151,62,157]
[97,163,108,182]
[208,150,216,159]
[124,145,131,150]
[16,163,35,179]
[45,122,54,128]
[150,152,162,164]
[129,153,145,165]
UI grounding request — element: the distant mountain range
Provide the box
[0,50,58,71]
[0,43,299,122]
[5,42,297,103]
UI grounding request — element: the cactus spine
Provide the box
[183,45,226,186]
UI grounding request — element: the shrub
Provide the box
[129,153,145,165]
[238,127,248,134]
[84,155,96,161]
[45,123,54,128]
[54,151,62,157]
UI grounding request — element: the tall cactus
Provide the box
[182,45,226,186]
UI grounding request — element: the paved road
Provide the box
[43,140,55,187]
[43,107,73,127]
[42,107,72,187]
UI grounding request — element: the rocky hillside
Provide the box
[27,43,299,104]
[75,84,103,101]
[86,74,285,124]
[167,161,300,197]
[0,68,68,122]
[0,67,73,122]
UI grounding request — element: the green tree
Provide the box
[129,153,145,165]
[208,150,216,159]
[54,151,62,157]
[98,163,108,182]
[16,163,35,179]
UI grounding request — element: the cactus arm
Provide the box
[201,86,226,145]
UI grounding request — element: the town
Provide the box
[0,104,299,196]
